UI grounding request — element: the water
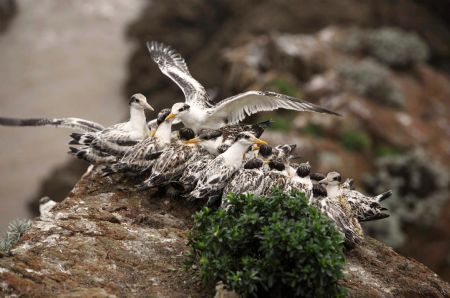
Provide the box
[0,0,145,232]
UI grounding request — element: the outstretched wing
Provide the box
[0,116,104,132]
[146,41,212,108]
[206,91,340,126]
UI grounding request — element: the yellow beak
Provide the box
[252,145,260,151]
[183,137,200,144]
[149,130,156,138]
[165,113,176,121]
[263,159,270,165]
[253,138,268,146]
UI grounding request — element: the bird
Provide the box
[39,197,57,218]
[260,159,290,196]
[136,128,201,189]
[188,132,268,203]
[311,184,363,248]
[221,144,274,202]
[284,162,313,202]
[186,120,272,156]
[177,129,227,192]
[0,116,105,132]
[310,172,326,184]
[147,41,340,132]
[222,158,266,207]
[101,108,174,175]
[318,172,392,222]
[68,94,154,164]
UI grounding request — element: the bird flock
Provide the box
[0,41,392,247]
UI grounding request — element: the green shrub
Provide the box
[188,190,346,297]
[339,129,372,152]
[338,59,404,107]
[367,28,429,68]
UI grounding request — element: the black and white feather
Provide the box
[147,41,214,108]
[222,158,265,203]
[284,163,313,202]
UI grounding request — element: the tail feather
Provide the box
[359,213,390,222]
[68,146,115,164]
[69,133,95,146]
[375,190,393,202]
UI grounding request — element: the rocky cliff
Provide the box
[1,168,449,297]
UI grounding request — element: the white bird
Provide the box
[137,128,201,189]
[319,172,392,222]
[222,158,266,205]
[188,132,268,202]
[69,94,154,163]
[39,197,57,219]
[260,159,290,196]
[311,184,363,248]
[284,162,313,202]
[178,129,226,192]
[102,108,174,175]
[147,41,340,132]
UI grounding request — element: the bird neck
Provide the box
[129,106,147,130]
[180,107,221,132]
[287,165,296,177]
[221,142,249,167]
[293,175,311,184]
[326,184,340,198]
[154,121,172,147]
[201,136,224,155]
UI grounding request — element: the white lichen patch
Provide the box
[123,240,157,259]
[347,262,391,294]
[11,241,34,254]
[148,277,160,286]
[34,219,59,232]
[0,267,9,274]
[42,234,60,246]
[0,281,9,291]
[25,268,42,275]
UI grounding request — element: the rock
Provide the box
[1,169,449,297]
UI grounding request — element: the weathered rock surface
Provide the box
[1,169,449,297]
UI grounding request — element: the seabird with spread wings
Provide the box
[147,41,340,132]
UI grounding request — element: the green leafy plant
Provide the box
[339,129,372,152]
[0,218,31,257]
[188,190,346,297]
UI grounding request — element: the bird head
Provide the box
[318,171,342,186]
[296,162,311,178]
[234,132,268,147]
[166,102,190,121]
[129,93,154,111]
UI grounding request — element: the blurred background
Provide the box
[0,0,449,281]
